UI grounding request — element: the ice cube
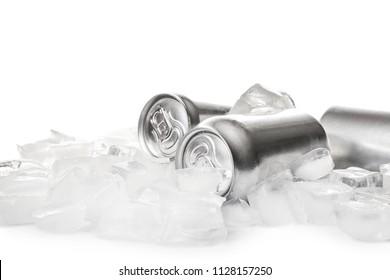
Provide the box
[0,176,51,225]
[175,168,231,195]
[95,201,163,242]
[161,199,227,244]
[290,148,335,181]
[354,187,390,204]
[247,170,305,226]
[221,198,260,227]
[50,142,94,159]
[49,129,76,143]
[335,200,390,241]
[379,163,390,189]
[292,180,353,225]
[51,155,125,177]
[17,130,76,165]
[48,168,89,204]
[33,203,87,233]
[82,171,127,223]
[229,83,295,115]
[330,167,382,188]
[0,160,49,178]
[95,128,139,154]
[111,151,173,199]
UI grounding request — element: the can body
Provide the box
[176,109,329,199]
[321,106,390,170]
[138,94,230,160]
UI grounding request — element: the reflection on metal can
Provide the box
[138,94,230,160]
[176,109,329,199]
[321,106,390,170]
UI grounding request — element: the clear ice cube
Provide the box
[247,170,305,226]
[229,83,295,115]
[335,200,390,242]
[95,201,163,242]
[290,148,335,181]
[354,187,390,204]
[175,168,231,195]
[330,167,382,188]
[0,176,51,225]
[161,199,227,244]
[221,198,260,227]
[33,203,87,233]
[292,180,353,225]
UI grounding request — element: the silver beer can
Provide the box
[321,106,390,170]
[138,94,230,160]
[176,109,329,199]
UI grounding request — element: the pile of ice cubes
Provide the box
[0,129,231,244]
[2,129,390,244]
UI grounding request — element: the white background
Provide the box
[1,1,390,279]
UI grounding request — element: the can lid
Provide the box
[175,127,234,196]
[138,94,190,159]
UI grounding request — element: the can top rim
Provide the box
[138,93,191,159]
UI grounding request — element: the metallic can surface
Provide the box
[321,106,390,170]
[138,94,230,160]
[176,109,329,199]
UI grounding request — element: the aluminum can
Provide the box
[138,94,230,160]
[321,106,390,170]
[175,109,329,199]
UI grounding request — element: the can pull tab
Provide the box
[188,136,222,168]
[150,107,185,155]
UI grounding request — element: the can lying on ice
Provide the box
[138,94,230,160]
[175,109,329,199]
[321,106,390,170]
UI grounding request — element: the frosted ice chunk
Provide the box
[221,198,260,227]
[292,180,353,225]
[161,199,227,244]
[175,168,232,195]
[33,203,86,233]
[290,148,335,181]
[229,83,295,115]
[354,187,390,204]
[335,200,390,241]
[330,167,382,188]
[95,202,163,242]
[247,170,305,226]
[0,177,51,225]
